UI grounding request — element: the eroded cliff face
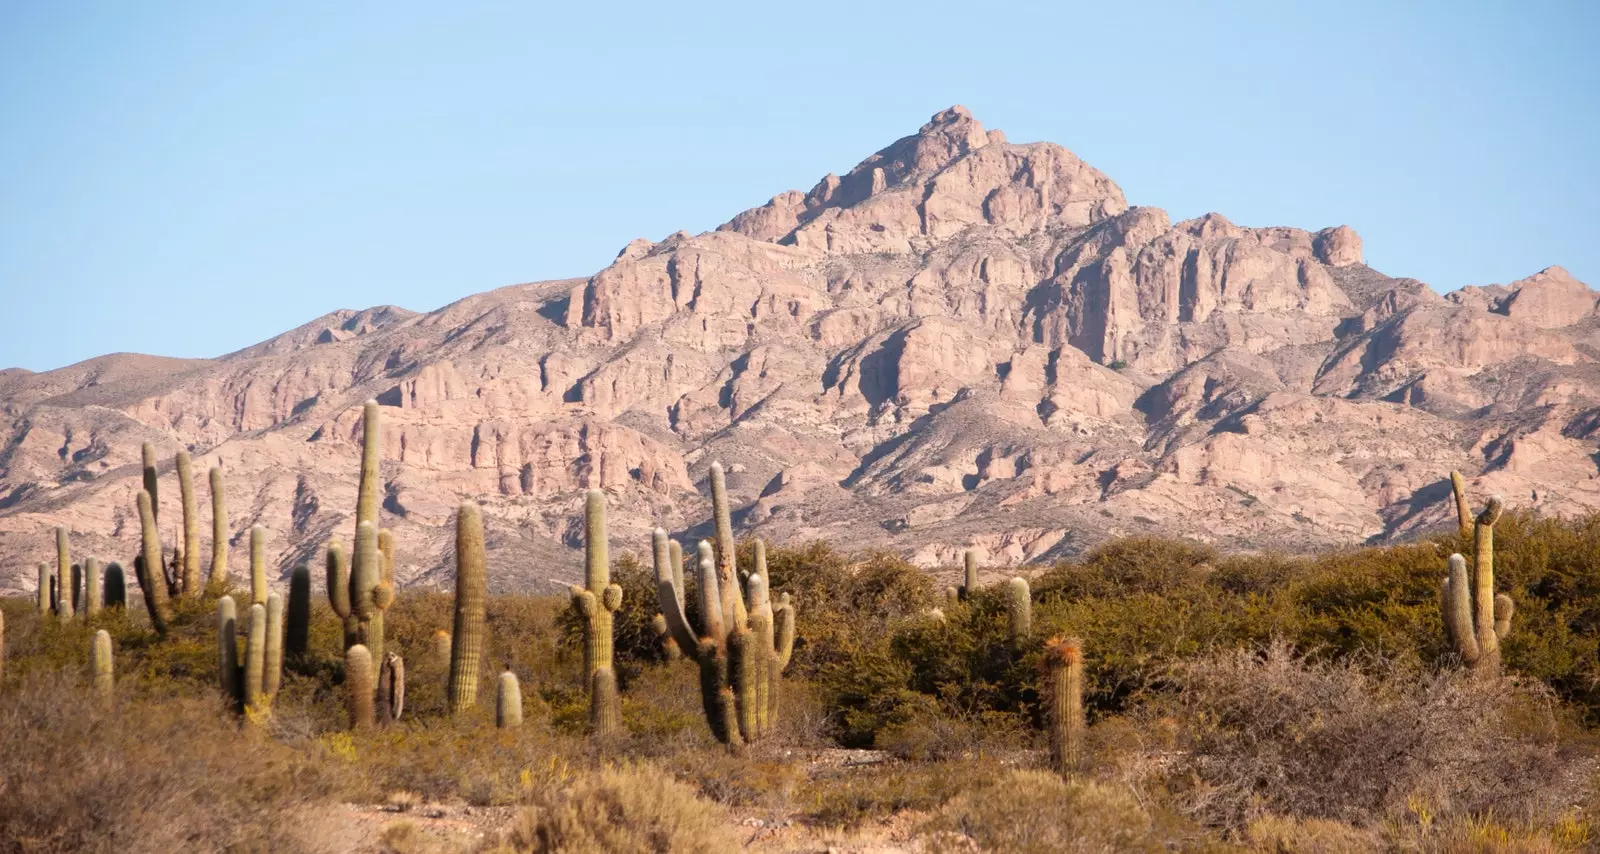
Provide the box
[4,106,1597,594]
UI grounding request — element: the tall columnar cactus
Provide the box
[657,534,797,746]
[176,451,201,596]
[56,527,73,620]
[1044,636,1085,776]
[448,503,487,715]
[571,489,622,735]
[70,564,82,619]
[136,490,172,635]
[208,466,229,594]
[497,669,523,729]
[104,562,126,610]
[85,558,102,617]
[218,596,240,701]
[249,525,268,607]
[378,653,405,726]
[346,644,375,731]
[263,591,285,699]
[1007,577,1032,641]
[708,462,748,630]
[1441,496,1515,675]
[1449,470,1472,539]
[961,549,980,600]
[37,563,49,613]
[141,442,159,522]
[91,630,114,701]
[326,541,357,649]
[349,521,393,674]
[243,602,267,715]
[286,564,311,661]
[355,400,382,531]
[49,576,58,615]
[349,400,383,642]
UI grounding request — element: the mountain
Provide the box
[4,105,1598,595]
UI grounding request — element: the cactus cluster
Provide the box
[217,594,282,716]
[655,462,796,746]
[497,669,523,729]
[1441,494,1515,675]
[571,489,622,736]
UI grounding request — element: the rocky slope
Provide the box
[4,106,1597,595]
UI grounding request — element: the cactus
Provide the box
[571,489,622,734]
[243,602,267,714]
[944,586,959,609]
[136,490,172,634]
[378,652,405,726]
[104,562,126,609]
[141,442,159,522]
[208,466,229,594]
[55,527,73,620]
[1044,636,1085,776]
[286,564,311,661]
[249,525,267,607]
[346,644,375,730]
[1441,495,1515,675]
[448,502,487,715]
[657,530,797,746]
[50,576,58,615]
[85,558,102,617]
[708,462,747,631]
[497,669,523,728]
[1007,577,1032,641]
[590,667,621,737]
[218,596,240,700]
[355,400,382,531]
[37,563,49,613]
[431,630,452,666]
[0,610,5,684]
[326,541,358,649]
[960,550,980,600]
[176,452,201,596]
[1450,470,1472,539]
[70,563,82,619]
[652,613,681,661]
[263,591,284,699]
[91,630,114,701]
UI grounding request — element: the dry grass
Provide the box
[490,764,739,853]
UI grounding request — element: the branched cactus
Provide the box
[249,525,268,607]
[218,596,240,701]
[264,591,284,699]
[1441,495,1515,675]
[327,541,357,649]
[287,564,311,661]
[208,466,228,594]
[1007,577,1032,641]
[141,442,159,522]
[346,644,374,731]
[85,558,102,617]
[136,490,172,635]
[1044,636,1085,776]
[571,489,622,735]
[56,527,73,620]
[378,652,405,726]
[243,602,267,715]
[497,669,523,729]
[104,562,126,610]
[176,451,201,596]
[448,503,486,715]
[1450,470,1472,539]
[960,549,980,600]
[91,630,114,702]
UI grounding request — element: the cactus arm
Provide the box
[1494,594,1514,641]
[55,527,73,619]
[1450,470,1472,539]
[654,528,699,653]
[668,539,685,611]
[249,525,267,607]
[709,462,746,630]
[696,540,726,646]
[326,541,351,620]
[772,592,795,672]
[263,591,284,700]
[136,490,171,634]
[1473,496,1504,665]
[244,602,267,714]
[176,452,201,596]
[141,442,159,521]
[1443,554,1480,664]
[208,467,228,593]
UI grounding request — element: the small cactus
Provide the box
[85,558,102,617]
[91,630,114,701]
[1441,496,1515,675]
[56,527,73,620]
[286,564,311,661]
[104,562,126,609]
[176,451,201,596]
[960,550,979,600]
[243,602,267,714]
[497,669,523,729]
[448,503,487,715]
[431,630,452,666]
[1006,576,1032,641]
[378,652,405,726]
[571,489,622,735]
[136,490,172,635]
[37,563,49,613]
[1044,636,1085,776]
[264,591,285,699]
[249,525,268,607]
[208,466,229,594]
[943,586,959,609]
[346,644,375,731]
[218,596,239,701]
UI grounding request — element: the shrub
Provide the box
[495,763,739,853]
[921,769,1172,853]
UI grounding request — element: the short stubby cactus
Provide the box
[1043,636,1085,776]
[85,558,103,617]
[208,466,229,594]
[1007,576,1032,641]
[346,644,375,731]
[287,564,311,661]
[431,630,452,666]
[960,549,980,601]
[91,630,114,701]
[141,442,160,522]
[1441,496,1515,675]
[136,490,172,635]
[497,669,523,729]
[249,525,268,607]
[176,451,201,596]
[571,489,622,736]
[448,503,487,715]
[37,563,49,613]
[217,596,240,701]
[104,562,126,610]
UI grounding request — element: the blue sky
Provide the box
[1,1,1595,372]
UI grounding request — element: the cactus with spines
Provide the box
[350,521,393,674]
[85,558,102,617]
[141,442,160,522]
[70,563,82,619]
[136,490,172,634]
[355,400,382,529]
[346,645,375,731]
[1450,470,1472,539]
[49,576,58,615]
[287,564,311,661]
[218,596,240,701]
[1044,636,1085,776]
[448,503,487,715]
[326,541,358,649]
[571,489,622,735]
[243,602,267,715]
[497,669,523,728]
[657,527,797,746]
[378,652,405,726]
[652,614,681,661]
[1441,495,1515,675]
[56,527,73,619]
[944,586,959,609]
[591,667,620,736]
[1007,577,1032,641]
[208,466,228,594]
[264,592,284,699]
[176,452,201,596]
[104,562,126,609]
[431,630,452,666]
[249,525,267,607]
[37,563,49,613]
[708,462,747,630]
[91,630,114,701]
[960,550,980,600]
